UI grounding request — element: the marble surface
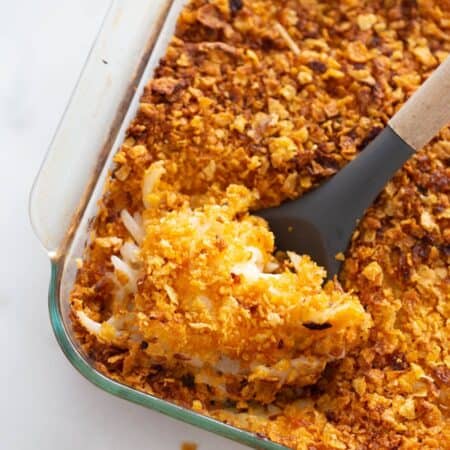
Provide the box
[0,1,245,449]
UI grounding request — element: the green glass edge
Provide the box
[48,261,288,450]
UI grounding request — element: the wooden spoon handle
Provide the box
[389,56,450,151]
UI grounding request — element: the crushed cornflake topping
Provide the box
[412,46,437,68]
[357,13,377,31]
[420,210,438,231]
[335,252,345,262]
[95,236,123,249]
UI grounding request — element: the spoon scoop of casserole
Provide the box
[74,167,371,404]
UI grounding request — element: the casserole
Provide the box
[31,0,449,448]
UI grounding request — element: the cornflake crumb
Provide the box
[412,46,437,68]
[335,252,345,262]
[362,261,383,285]
[192,400,203,412]
[181,442,198,450]
[357,14,377,31]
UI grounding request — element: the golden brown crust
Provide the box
[70,0,450,448]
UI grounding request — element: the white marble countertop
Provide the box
[0,1,245,449]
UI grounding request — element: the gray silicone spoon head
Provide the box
[257,56,450,279]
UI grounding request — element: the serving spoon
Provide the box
[257,57,450,279]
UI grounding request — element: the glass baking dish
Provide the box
[29,1,287,448]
